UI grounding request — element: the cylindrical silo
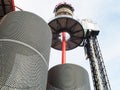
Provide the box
[0,11,52,90]
[47,64,91,90]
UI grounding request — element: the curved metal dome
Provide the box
[47,64,91,90]
[48,15,84,50]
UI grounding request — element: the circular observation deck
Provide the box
[49,15,84,50]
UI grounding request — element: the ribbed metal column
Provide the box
[0,11,52,90]
[47,64,91,90]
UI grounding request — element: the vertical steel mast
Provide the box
[62,32,66,64]
[83,19,111,90]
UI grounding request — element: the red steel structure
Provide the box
[12,0,15,11]
[62,32,66,64]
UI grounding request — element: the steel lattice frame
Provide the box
[85,32,111,90]
[92,36,111,90]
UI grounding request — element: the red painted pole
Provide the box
[62,32,66,64]
[12,0,15,11]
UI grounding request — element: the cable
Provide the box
[14,6,23,11]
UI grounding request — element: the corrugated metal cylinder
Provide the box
[47,64,91,90]
[0,11,52,90]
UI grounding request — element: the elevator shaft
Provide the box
[92,36,111,90]
[85,32,111,90]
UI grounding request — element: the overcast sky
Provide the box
[15,0,120,90]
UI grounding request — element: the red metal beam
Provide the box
[12,0,15,11]
[62,32,66,64]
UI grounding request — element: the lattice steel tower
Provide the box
[48,2,111,90]
[82,19,111,90]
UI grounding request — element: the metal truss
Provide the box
[84,32,111,90]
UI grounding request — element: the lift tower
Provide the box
[48,2,111,90]
[83,19,111,90]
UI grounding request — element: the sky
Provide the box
[14,0,120,90]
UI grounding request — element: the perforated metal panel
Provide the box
[0,41,48,90]
[0,11,52,90]
[0,11,52,62]
[47,64,91,90]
